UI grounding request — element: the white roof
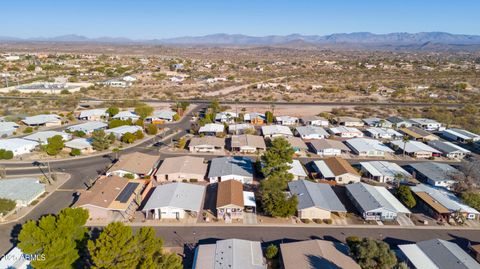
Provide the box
[261,125,293,136]
[23,131,70,144]
[329,126,362,134]
[65,138,92,150]
[243,191,257,207]
[143,182,205,212]
[346,138,394,153]
[346,182,410,213]
[78,108,107,118]
[288,160,308,178]
[398,244,439,269]
[215,112,238,121]
[312,160,335,178]
[296,126,329,137]
[409,118,442,125]
[67,121,107,132]
[229,123,254,131]
[152,110,177,120]
[276,115,298,122]
[390,140,441,153]
[112,111,140,119]
[360,161,411,178]
[22,114,60,125]
[0,138,38,151]
[0,247,31,269]
[106,125,142,135]
[0,121,19,130]
[443,128,480,140]
[199,123,224,133]
[366,127,403,137]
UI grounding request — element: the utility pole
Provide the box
[0,165,6,179]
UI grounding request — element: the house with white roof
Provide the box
[300,116,329,127]
[244,112,265,125]
[288,160,308,180]
[386,116,413,128]
[346,182,411,221]
[67,121,108,135]
[275,116,299,126]
[77,109,108,121]
[193,239,266,269]
[0,122,19,137]
[0,177,46,207]
[22,114,61,127]
[288,180,347,220]
[65,138,94,153]
[407,162,460,189]
[409,118,444,131]
[23,131,71,144]
[365,127,403,140]
[329,126,364,138]
[105,125,142,140]
[427,140,470,159]
[198,123,225,136]
[0,247,31,269]
[362,117,393,128]
[398,239,480,269]
[146,110,178,123]
[312,157,361,184]
[295,126,329,140]
[142,182,205,220]
[112,111,140,121]
[442,128,480,143]
[336,116,364,127]
[0,138,38,156]
[215,112,238,123]
[390,140,441,158]
[359,161,411,183]
[261,125,293,138]
[345,138,394,157]
[228,123,255,135]
[208,157,254,184]
[410,184,479,221]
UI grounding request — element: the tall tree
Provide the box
[134,105,154,119]
[45,135,65,155]
[348,237,397,269]
[18,208,89,269]
[106,107,119,117]
[396,185,416,208]
[261,188,297,218]
[261,137,294,177]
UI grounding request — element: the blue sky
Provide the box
[1,0,479,38]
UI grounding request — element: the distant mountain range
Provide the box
[1,32,480,50]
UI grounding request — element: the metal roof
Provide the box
[410,184,479,215]
[67,121,107,133]
[0,177,45,204]
[409,162,460,183]
[409,118,442,125]
[261,125,293,136]
[0,138,38,151]
[390,140,441,153]
[153,110,177,120]
[208,157,254,178]
[443,128,480,140]
[288,160,307,178]
[22,114,60,125]
[215,111,238,121]
[229,123,254,132]
[0,121,19,131]
[295,126,329,137]
[360,161,411,178]
[329,126,362,134]
[199,123,225,133]
[427,140,470,154]
[23,131,71,144]
[78,108,107,118]
[346,138,394,153]
[309,139,350,151]
[289,180,346,212]
[65,138,92,150]
[143,182,205,212]
[312,160,335,178]
[112,111,140,120]
[346,182,410,213]
[400,239,480,269]
[366,127,402,138]
[106,125,142,134]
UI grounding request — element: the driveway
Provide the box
[397,214,415,226]
[243,213,257,224]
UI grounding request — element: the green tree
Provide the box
[72,130,86,138]
[91,130,111,151]
[265,244,278,259]
[45,135,65,155]
[265,111,274,124]
[26,64,35,71]
[261,188,297,217]
[135,130,144,140]
[396,185,416,208]
[0,149,14,160]
[121,132,136,144]
[23,127,34,134]
[70,148,81,156]
[462,192,480,211]
[173,113,180,121]
[18,208,89,269]
[0,198,16,215]
[146,124,158,135]
[88,222,182,269]
[208,100,221,113]
[177,137,187,149]
[134,105,154,119]
[135,118,144,127]
[261,137,294,177]
[108,119,131,129]
[106,107,119,117]
[348,237,397,269]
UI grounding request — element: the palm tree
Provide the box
[402,136,410,157]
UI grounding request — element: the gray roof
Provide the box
[142,182,205,212]
[443,128,480,140]
[346,182,410,213]
[428,140,470,154]
[386,116,411,125]
[346,138,394,153]
[208,157,254,178]
[409,162,460,183]
[399,239,480,269]
[65,138,92,150]
[22,114,60,125]
[194,239,266,269]
[23,131,70,144]
[78,109,107,118]
[390,140,441,154]
[0,178,45,204]
[295,126,329,137]
[231,135,266,149]
[309,139,350,151]
[152,110,177,120]
[288,180,346,212]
